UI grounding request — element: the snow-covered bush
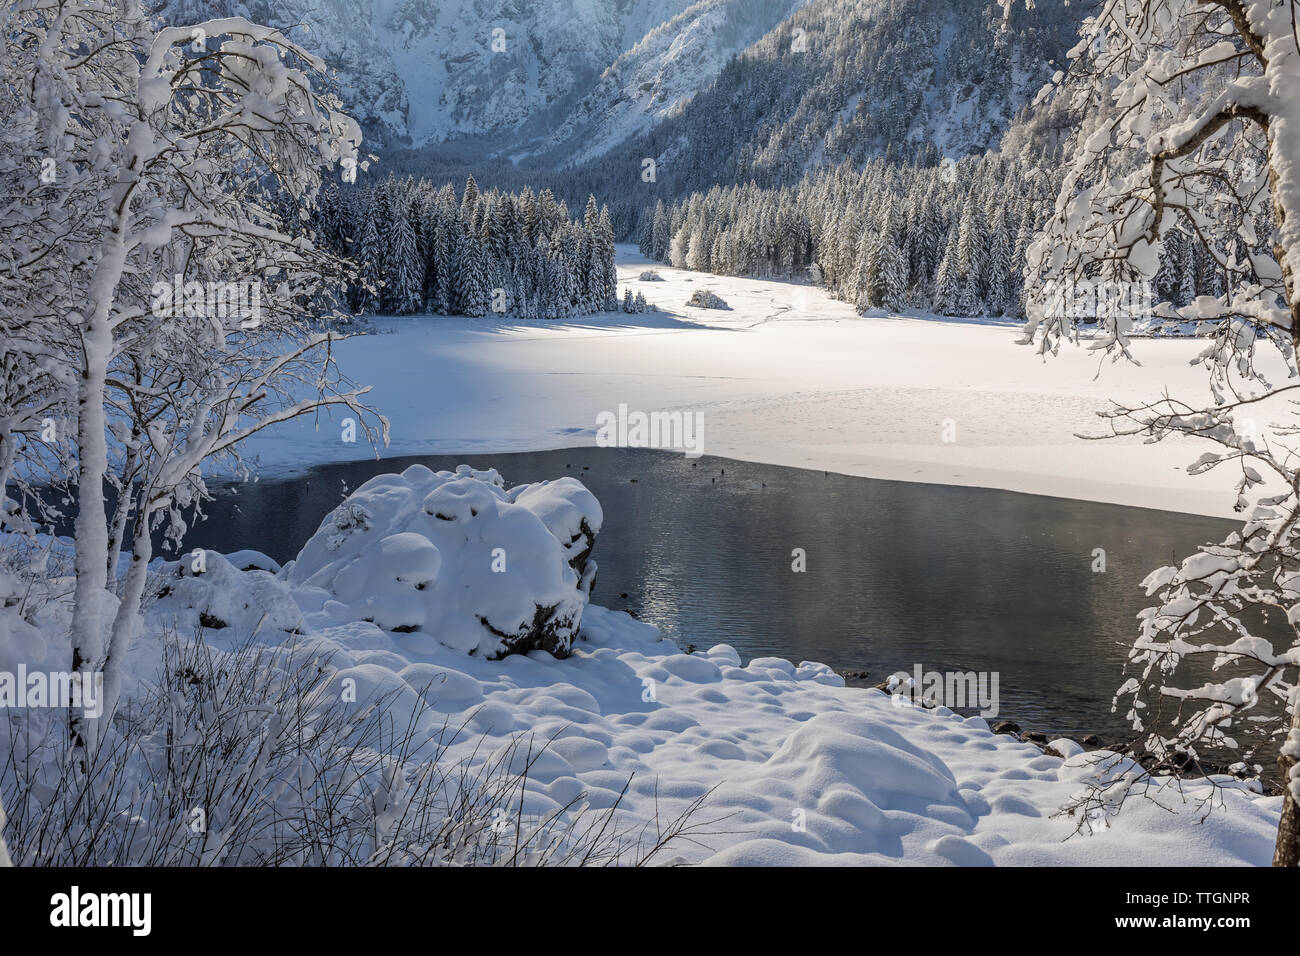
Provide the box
[638,270,665,281]
[0,796,9,867]
[0,633,701,866]
[151,550,305,636]
[685,290,730,310]
[286,465,602,658]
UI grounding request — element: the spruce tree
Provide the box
[459,234,491,317]
[984,208,1013,317]
[956,197,986,316]
[387,190,423,315]
[934,227,962,316]
[356,196,383,315]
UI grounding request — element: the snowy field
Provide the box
[243,246,1253,519]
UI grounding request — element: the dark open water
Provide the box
[176,447,1248,741]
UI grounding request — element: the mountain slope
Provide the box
[531,0,811,166]
[620,0,1092,191]
[152,0,1091,193]
[152,0,714,148]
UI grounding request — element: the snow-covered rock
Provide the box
[285,464,603,658]
[685,289,729,310]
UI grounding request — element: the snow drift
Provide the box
[281,464,603,658]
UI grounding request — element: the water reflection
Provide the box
[184,447,1244,740]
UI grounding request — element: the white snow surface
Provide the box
[128,499,1281,865]
[243,246,1267,520]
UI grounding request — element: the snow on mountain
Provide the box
[625,0,1093,190]
[152,0,709,148]
[533,0,810,166]
[151,0,1086,167]
[373,0,691,147]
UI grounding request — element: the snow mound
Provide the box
[684,289,729,310]
[152,550,305,637]
[0,571,49,674]
[285,464,603,658]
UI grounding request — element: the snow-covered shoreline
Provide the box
[13,464,1266,866]
[4,458,1281,866]
[239,246,1258,521]
[139,559,1285,867]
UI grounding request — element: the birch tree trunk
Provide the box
[1274,704,1300,866]
[69,226,127,753]
[99,491,154,737]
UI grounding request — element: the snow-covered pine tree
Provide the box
[458,233,492,317]
[669,227,690,269]
[1012,206,1036,318]
[637,207,653,258]
[652,200,671,262]
[599,206,618,311]
[543,245,567,320]
[878,206,909,311]
[984,208,1014,317]
[356,198,383,315]
[461,175,481,225]
[386,187,424,315]
[956,196,986,316]
[918,180,947,292]
[933,227,962,316]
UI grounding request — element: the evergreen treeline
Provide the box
[638,154,1230,318]
[313,175,619,319]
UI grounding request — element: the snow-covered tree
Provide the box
[386,192,424,314]
[955,195,987,316]
[0,0,384,748]
[985,208,1015,316]
[354,193,384,314]
[934,227,963,315]
[458,234,492,317]
[1020,0,1300,866]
